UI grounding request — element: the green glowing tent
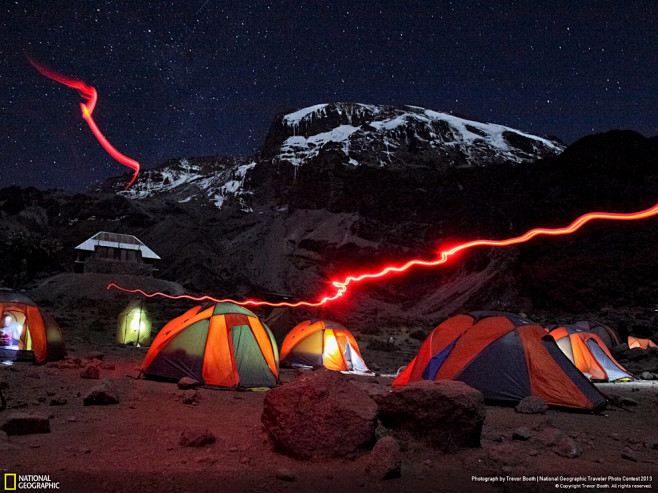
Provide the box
[117,300,151,346]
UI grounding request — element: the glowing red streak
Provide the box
[29,58,139,188]
[108,201,658,307]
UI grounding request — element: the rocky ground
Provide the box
[1,274,657,493]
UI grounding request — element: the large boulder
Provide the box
[261,369,378,459]
[375,380,485,450]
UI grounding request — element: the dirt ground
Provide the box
[1,275,657,492]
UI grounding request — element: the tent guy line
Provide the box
[108,200,658,307]
[28,58,140,189]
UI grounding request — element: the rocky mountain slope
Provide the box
[2,102,657,341]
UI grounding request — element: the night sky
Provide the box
[2,1,656,191]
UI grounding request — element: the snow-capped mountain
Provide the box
[113,156,255,210]
[262,102,564,169]
[109,103,565,208]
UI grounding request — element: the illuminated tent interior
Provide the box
[142,302,279,388]
[393,312,606,411]
[280,320,369,373]
[0,292,65,363]
[549,326,633,382]
[116,300,151,346]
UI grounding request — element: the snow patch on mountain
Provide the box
[272,103,564,168]
[118,158,255,210]
[278,125,360,166]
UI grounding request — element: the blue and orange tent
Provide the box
[393,312,606,411]
[549,325,632,382]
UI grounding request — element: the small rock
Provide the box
[239,456,250,464]
[638,371,654,380]
[49,398,67,406]
[527,449,539,456]
[179,429,215,447]
[648,440,658,450]
[86,351,105,361]
[177,377,201,390]
[554,436,582,458]
[608,394,638,407]
[80,365,100,380]
[181,390,200,405]
[515,396,548,414]
[621,447,638,462]
[513,427,532,441]
[66,416,78,422]
[83,378,119,405]
[1,412,50,435]
[533,420,565,446]
[46,390,56,397]
[375,423,391,441]
[365,436,401,479]
[100,363,115,371]
[275,469,296,482]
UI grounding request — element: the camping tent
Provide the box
[549,326,632,382]
[280,320,369,373]
[628,336,658,350]
[116,300,151,345]
[142,302,279,388]
[393,312,606,411]
[0,292,65,364]
[569,320,621,350]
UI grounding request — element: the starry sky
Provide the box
[2,1,657,191]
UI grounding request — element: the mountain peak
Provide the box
[261,102,564,169]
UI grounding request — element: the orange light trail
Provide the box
[29,58,140,188]
[108,201,658,307]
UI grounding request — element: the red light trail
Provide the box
[29,58,140,188]
[108,201,658,307]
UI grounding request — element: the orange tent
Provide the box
[550,326,633,382]
[393,312,606,411]
[0,292,65,364]
[142,302,279,388]
[280,320,369,372]
[628,336,658,350]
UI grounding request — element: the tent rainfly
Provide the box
[550,326,633,382]
[142,302,279,388]
[280,320,369,373]
[393,312,606,411]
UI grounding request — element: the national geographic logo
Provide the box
[3,474,16,491]
[3,474,60,490]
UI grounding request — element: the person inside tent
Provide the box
[0,313,23,349]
